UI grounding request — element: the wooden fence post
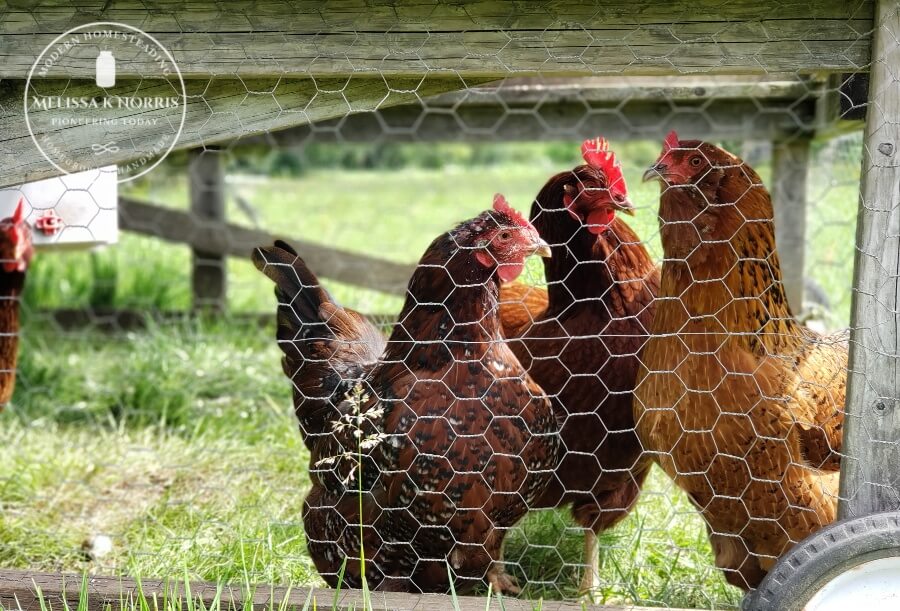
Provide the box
[771,136,811,312]
[189,147,227,312]
[839,0,900,519]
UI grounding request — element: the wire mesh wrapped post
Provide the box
[840,0,900,519]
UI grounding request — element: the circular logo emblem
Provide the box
[24,22,187,184]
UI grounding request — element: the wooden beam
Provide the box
[0,76,486,189]
[240,96,817,146]
[233,75,855,146]
[0,569,692,611]
[118,197,415,295]
[772,137,812,312]
[839,0,900,519]
[231,75,822,148]
[188,147,227,312]
[424,76,816,105]
[0,1,873,78]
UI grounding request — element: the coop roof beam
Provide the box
[234,76,834,146]
[0,0,874,78]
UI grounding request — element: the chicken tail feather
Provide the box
[252,241,386,442]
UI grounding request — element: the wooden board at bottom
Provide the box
[0,569,697,611]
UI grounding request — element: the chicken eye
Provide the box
[690,156,702,167]
[499,231,512,241]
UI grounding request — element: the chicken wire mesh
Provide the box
[0,2,891,610]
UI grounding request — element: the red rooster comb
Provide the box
[11,198,24,224]
[663,130,680,152]
[581,137,628,199]
[493,193,529,228]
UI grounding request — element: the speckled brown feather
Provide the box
[633,141,846,590]
[258,215,560,594]
[499,166,659,534]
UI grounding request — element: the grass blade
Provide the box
[446,562,461,611]
[299,587,313,611]
[183,568,194,611]
[332,556,348,610]
[77,574,89,611]
[33,580,49,611]
[484,583,493,611]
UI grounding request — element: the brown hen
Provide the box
[498,139,659,594]
[0,200,33,410]
[254,195,560,594]
[633,132,846,590]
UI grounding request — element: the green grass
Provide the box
[0,138,863,610]
[0,316,743,608]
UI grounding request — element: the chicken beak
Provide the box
[643,163,666,183]
[531,238,552,258]
[615,196,636,216]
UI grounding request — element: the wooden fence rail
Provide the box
[0,569,682,611]
[119,197,414,296]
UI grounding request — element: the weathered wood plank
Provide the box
[242,95,818,145]
[839,0,900,519]
[118,197,415,295]
[0,1,871,32]
[0,76,485,189]
[426,76,816,105]
[234,75,854,146]
[772,137,811,311]
[235,76,861,146]
[0,569,693,611]
[0,1,875,78]
[188,147,227,312]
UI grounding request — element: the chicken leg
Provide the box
[578,529,601,599]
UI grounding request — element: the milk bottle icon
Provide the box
[96,51,116,88]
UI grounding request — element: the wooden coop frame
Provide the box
[0,0,896,608]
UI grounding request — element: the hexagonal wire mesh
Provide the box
[0,3,891,611]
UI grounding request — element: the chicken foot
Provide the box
[486,564,521,595]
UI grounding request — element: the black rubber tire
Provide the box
[743,511,900,611]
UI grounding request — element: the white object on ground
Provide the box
[81,534,114,560]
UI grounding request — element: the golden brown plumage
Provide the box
[633,134,846,590]
[498,281,548,339]
[254,200,559,594]
[0,201,33,410]
[498,140,659,594]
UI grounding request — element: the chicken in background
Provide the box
[0,200,33,410]
[633,132,846,590]
[498,139,659,594]
[253,196,560,594]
